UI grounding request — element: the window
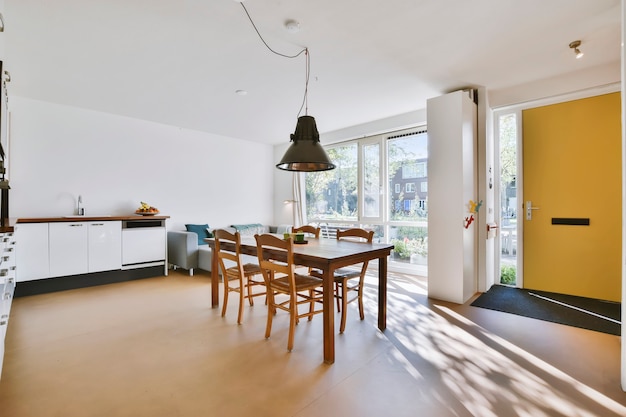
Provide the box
[306,144,358,221]
[305,127,428,274]
[401,162,426,179]
[363,143,381,218]
[388,132,427,222]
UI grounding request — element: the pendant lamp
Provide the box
[276,115,335,171]
[237,2,335,172]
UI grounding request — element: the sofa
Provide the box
[167,223,291,276]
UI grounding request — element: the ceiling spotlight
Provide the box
[569,40,584,59]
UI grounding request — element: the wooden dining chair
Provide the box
[254,233,324,352]
[214,229,265,324]
[291,225,321,273]
[333,228,374,333]
[292,225,321,239]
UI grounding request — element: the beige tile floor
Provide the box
[0,269,625,417]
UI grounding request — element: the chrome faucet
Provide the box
[77,195,85,216]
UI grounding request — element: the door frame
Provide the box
[492,83,620,289]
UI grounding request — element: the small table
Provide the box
[206,235,393,364]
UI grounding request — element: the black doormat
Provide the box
[471,285,621,336]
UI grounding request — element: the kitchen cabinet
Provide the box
[15,223,49,282]
[49,221,122,276]
[88,222,122,272]
[0,231,16,379]
[49,222,89,277]
[16,216,167,283]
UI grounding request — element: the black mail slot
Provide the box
[551,218,590,226]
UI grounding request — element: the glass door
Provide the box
[496,111,519,286]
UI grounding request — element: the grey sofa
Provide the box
[167,223,291,276]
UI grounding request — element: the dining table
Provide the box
[206,234,394,364]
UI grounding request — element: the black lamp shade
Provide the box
[276,115,336,172]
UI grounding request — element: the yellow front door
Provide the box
[522,92,621,302]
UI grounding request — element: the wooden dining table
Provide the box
[206,235,394,364]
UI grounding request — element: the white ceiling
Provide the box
[3,0,622,145]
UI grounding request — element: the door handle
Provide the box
[526,200,540,220]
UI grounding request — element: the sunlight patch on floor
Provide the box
[353,271,626,417]
[429,304,626,417]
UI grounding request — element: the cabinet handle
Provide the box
[69,224,83,227]
[92,223,104,226]
[0,269,7,276]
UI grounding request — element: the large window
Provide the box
[306,128,428,274]
[305,144,358,221]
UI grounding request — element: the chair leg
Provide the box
[221,281,229,318]
[357,278,365,321]
[335,282,341,312]
[237,278,244,325]
[288,294,297,352]
[307,289,315,321]
[246,277,255,306]
[340,279,348,334]
[265,291,275,340]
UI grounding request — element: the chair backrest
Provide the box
[292,225,321,238]
[214,228,243,277]
[254,233,295,285]
[336,228,374,274]
[336,228,374,243]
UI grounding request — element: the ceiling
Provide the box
[3,0,622,145]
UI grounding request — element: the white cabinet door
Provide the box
[15,223,50,282]
[49,222,88,277]
[88,221,121,272]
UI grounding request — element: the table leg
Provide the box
[211,244,219,308]
[378,255,387,331]
[322,266,335,364]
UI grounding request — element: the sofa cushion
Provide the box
[231,223,267,235]
[185,223,213,245]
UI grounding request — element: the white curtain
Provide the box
[292,172,304,227]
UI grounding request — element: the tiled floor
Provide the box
[0,269,624,417]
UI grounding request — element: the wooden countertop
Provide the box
[0,217,16,233]
[16,215,170,223]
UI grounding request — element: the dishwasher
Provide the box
[121,219,166,271]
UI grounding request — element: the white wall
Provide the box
[489,62,620,109]
[321,109,427,145]
[7,97,275,231]
[427,90,478,304]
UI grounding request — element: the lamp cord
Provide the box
[239,2,310,117]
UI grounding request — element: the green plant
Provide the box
[500,265,516,285]
[391,237,427,259]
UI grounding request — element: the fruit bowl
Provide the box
[135,210,159,216]
[136,201,159,215]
